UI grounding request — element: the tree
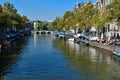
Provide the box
[20,15,29,29]
[106,0,120,24]
[3,2,17,14]
[0,5,3,13]
[63,11,76,32]
[52,17,64,31]
[35,21,49,30]
[0,2,29,31]
[74,2,97,33]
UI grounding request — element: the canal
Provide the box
[0,34,120,80]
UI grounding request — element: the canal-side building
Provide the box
[33,20,41,31]
[96,0,120,41]
[74,1,120,40]
[74,2,81,10]
[96,0,110,10]
[33,22,38,31]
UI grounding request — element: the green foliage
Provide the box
[52,17,64,31]
[35,21,48,30]
[75,2,93,30]
[106,0,120,24]
[63,11,76,30]
[53,0,120,31]
[3,2,17,14]
[0,5,3,13]
[0,2,29,31]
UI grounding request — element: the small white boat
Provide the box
[113,51,120,56]
[68,38,74,42]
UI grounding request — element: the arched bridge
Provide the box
[31,31,54,34]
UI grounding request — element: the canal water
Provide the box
[0,34,120,80]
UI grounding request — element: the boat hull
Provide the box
[68,38,74,42]
[0,41,10,48]
[113,51,120,56]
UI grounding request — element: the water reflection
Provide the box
[53,38,120,80]
[67,41,80,53]
[0,37,29,79]
[112,55,120,65]
[1,35,120,80]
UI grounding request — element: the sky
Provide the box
[0,0,96,21]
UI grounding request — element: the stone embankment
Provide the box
[77,39,120,52]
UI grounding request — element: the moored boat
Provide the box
[68,38,74,42]
[113,51,120,56]
[0,40,10,48]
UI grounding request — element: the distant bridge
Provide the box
[31,30,54,34]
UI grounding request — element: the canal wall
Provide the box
[78,39,120,52]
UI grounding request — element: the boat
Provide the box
[0,40,10,48]
[68,38,74,42]
[113,51,120,56]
